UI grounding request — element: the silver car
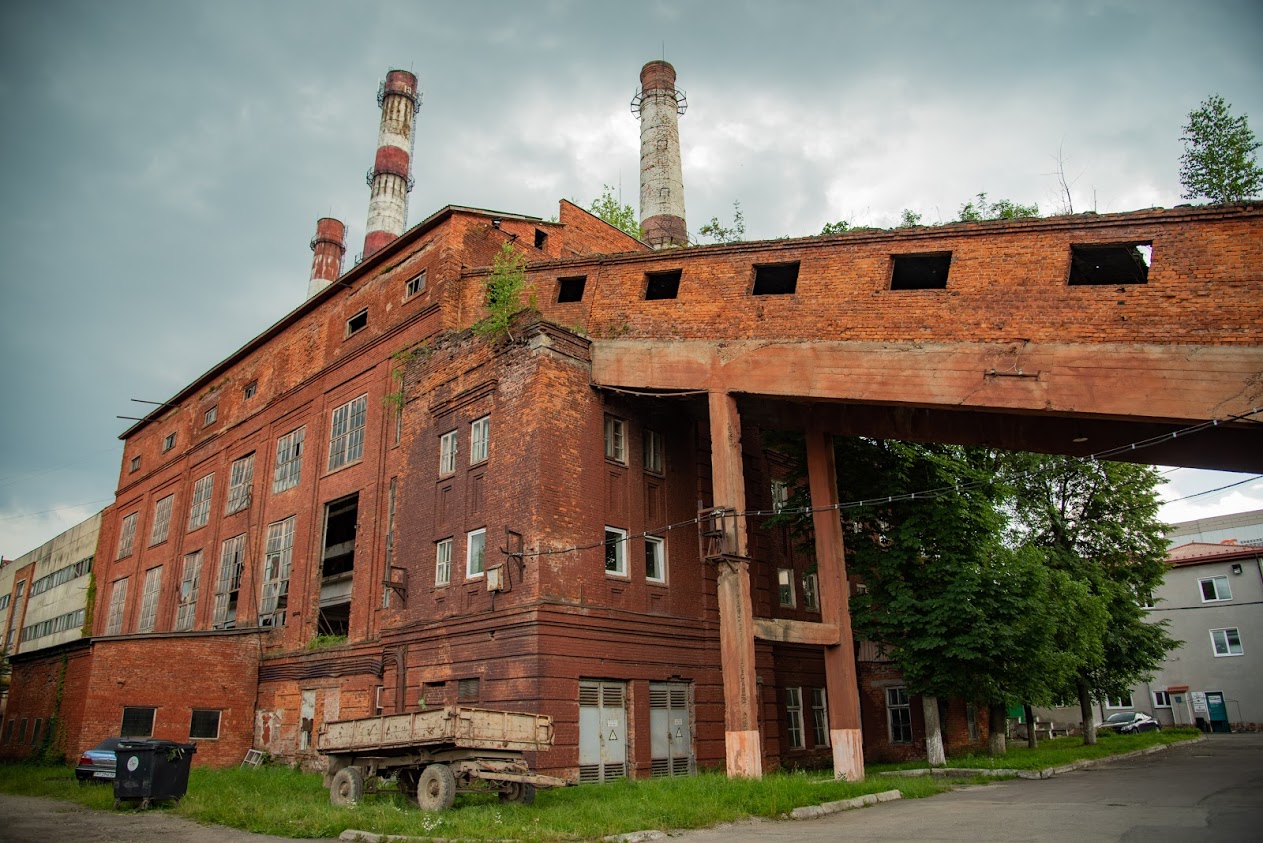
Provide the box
[75,737,124,784]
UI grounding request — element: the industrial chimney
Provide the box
[631,61,688,248]
[363,69,421,258]
[308,217,347,298]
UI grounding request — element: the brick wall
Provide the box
[0,642,91,763]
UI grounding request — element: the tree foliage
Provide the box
[699,200,746,243]
[588,184,642,239]
[473,241,531,341]
[958,192,1039,222]
[820,219,851,235]
[1179,94,1263,204]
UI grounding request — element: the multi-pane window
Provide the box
[605,527,628,576]
[328,394,368,470]
[777,568,796,607]
[190,709,221,740]
[212,534,246,628]
[405,270,426,298]
[604,416,626,463]
[120,706,155,738]
[204,406,217,427]
[273,427,305,492]
[643,429,664,474]
[129,456,141,473]
[803,572,820,611]
[1199,576,1232,602]
[811,688,829,746]
[188,474,214,530]
[105,578,128,636]
[117,512,138,559]
[645,535,666,583]
[439,430,458,475]
[138,567,162,633]
[470,416,490,464]
[1211,627,1243,657]
[1105,694,1133,709]
[258,517,295,625]
[1153,690,1173,708]
[466,529,486,579]
[162,433,176,453]
[149,495,174,546]
[243,380,257,399]
[771,480,789,513]
[785,687,805,749]
[226,453,255,514]
[886,687,913,743]
[435,538,453,587]
[175,551,202,632]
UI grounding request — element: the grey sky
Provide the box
[1,0,1261,557]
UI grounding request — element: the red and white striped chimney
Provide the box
[363,70,420,258]
[308,217,347,298]
[632,60,688,248]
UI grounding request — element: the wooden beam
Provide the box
[753,617,840,646]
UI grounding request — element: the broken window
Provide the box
[213,534,246,628]
[1068,242,1151,285]
[803,572,820,612]
[752,262,800,295]
[886,687,912,743]
[319,494,358,636]
[175,550,202,632]
[890,253,952,290]
[812,688,829,746]
[259,516,295,627]
[557,276,587,303]
[116,512,138,559]
[226,453,255,514]
[346,309,368,337]
[188,473,214,531]
[273,427,305,493]
[645,269,682,300]
[534,229,548,249]
[327,394,368,471]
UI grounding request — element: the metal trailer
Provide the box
[318,705,567,811]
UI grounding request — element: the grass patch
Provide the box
[0,762,965,841]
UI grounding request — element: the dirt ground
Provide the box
[0,793,340,843]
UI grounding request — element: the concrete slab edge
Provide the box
[789,789,903,820]
[340,832,517,843]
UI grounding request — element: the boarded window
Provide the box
[457,677,481,702]
[890,253,951,290]
[1068,242,1151,285]
[645,269,682,300]
[752,262,799,295]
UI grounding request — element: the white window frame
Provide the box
[175,551,202,632]
[604,416,626,463]
[470,416,490,465]
[466,529,486,579]
[162,432,176,453]
[117,512,138,559]
[226,453,255,514]
[258,516,295,625]
[189,709,221,740]
[803,571,820,611]
[188,474,214,531]
[405,270,426,299]
[327,394,368,471]
[605,527,628,577]
[137,567,162,633]
[1199,576,1232,603]
[777,568,796,608]
[439,430,458,475]
[643,429,663,474]
[273,427,305,493]
[811,687,829,747]
[1105,694,1134,709]
[1210,627,1243,657]
[886,686,913,744]
[105,578,128,636]
[785,687,805,750]
[435,538,453,587]
[204,405,217,427]
[212,534,246,628]
[645,535,666,583]
[1152,690,1172,709]
[149,495,174,546]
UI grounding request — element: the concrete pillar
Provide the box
[364,69,419,258]
[307,217,346,298]
[634,60,688,248]
[708,391,762,778]
[805,428,865,781]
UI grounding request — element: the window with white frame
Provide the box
[785,687,805,749]
[643,429,663,474]
[605,527,628,576]
[466,529,486,579]
[226,453,255,514]
[258,517,295,625]
[1211,627,1243,657]
[777,568,796,608]
[162,432,176,453]
[175,551,202,632]
[273,427,304,492]
[137,567,162,633]
[771,479,789,513]
[187,474,214,531]
[886,687,913,743]
[189,709,221,740]
[645,535,666,583]
[803,572,820,611]
[405,270,426,299]
[149,495,174,546]
[1153,690,1172,708]
[327,394,368,471]
[117,512,138,559]
[105,578,128,636]
[204,405,217,427]
[604,416,626,463]
[1199,576,1232,602]
[435,537,453,587]
[439,430,458,475]
[212,534,246,628]
[811,688,829,746]
[470,415,490,464]
[1105,694,1133,709]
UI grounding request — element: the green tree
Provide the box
[588,185,642,239]
[473,241,532,341]
[699,200,746,243]
[898,209,923,228]
[958,193,1039,222]
[1179,94,1263,204]
[820,219,851,235]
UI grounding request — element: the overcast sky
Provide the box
[1,0,1261,558]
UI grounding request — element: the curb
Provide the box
[788,788,903,820]
[340,832,515,843]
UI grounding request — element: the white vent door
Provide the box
[579,680,627,783]
[650,682,693,777]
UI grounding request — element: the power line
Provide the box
[0,498,114,523]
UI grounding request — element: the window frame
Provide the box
[203,405,217,427]
[645,535,666,583]
[886,686,913,744]
[466,529,486,579]
[435,537,453,587]
[189,709,221,740]
[345,308,368,337]
[117,512,138,559]
[1210,627,1243,657]
[327,394,368,471]
[777,568,796,608]
[405,270,427,299]
[604,416,626,464]
[187,473,214,531]
[225,453,255,514]
[120,706,156,739]
[149,494,174,546]
[785,687,805,750]
[811,687,829,747]
[439,430,458,475]
[1104,694,1134,709]
[162,432,177,453]
[258,516,295,625]
[1152,690,1172,709]
[1199,575,1232,603]
[643,429,664,474]
[273,427,305,493]
[605,527,628,577]
[137,566,163,633]
[175,550,202,632]
[469,415,490,465]
[802,571,820,612]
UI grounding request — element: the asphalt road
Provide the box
[0,734,1258,842]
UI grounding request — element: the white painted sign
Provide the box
[1190,691,1208,715]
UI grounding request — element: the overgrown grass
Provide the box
[0,762,968,841]
[867,727,1201,773]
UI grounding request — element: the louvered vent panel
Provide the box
[578,764,601,783]
[649,687,669,709]
[651,758,670,777]
[578,684,600,706]
[603,762,626,780]
[602,684,625,708]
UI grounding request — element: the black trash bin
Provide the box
[113,739,197,809]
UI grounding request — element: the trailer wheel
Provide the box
[416,764,456,812]
[499,782,536,805]
[330,767,365,806]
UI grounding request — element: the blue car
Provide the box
[75,737,125,784]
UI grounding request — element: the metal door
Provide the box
[1206,691,1230,732]
[650,682,693,777]
[578,680,626,783]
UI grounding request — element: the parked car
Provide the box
[1099,711,1162,734]
[75,737,125,784]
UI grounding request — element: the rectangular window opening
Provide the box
[327,394,368,471]
[753,262,800,295]
[162,433,177,453]
[226,453,255,514]
[435,537,453,587]
[604,416,626,463]
[346,309,368,337]
[890,253,951,290]
[643,429,663,474]
[785,687,805,750]
[405,270,427,299]
[213,534,246,628]
[470,416,490,465]
[273,427,305,493]
[1199,576,1232,602]
[605,527,628,576]
[190,709,221,740]
[466,528,486,579]
[176,551,202,632]
[886,687,912,743]
[557,276,587,303]
[1068,242,1151,285]
[645,535,666,583]
[204,406,217,427]
[458,676,481,702]
[644,269,682,300]
[259,516,296,627]
[1211,627,1243,657]
[319,494,357,636]
[121,706,156,738]
[534,229,548,250]
[188,474,214,531]
[129,456,141,473]
[243,380,258,400]
[811,688,829,747]
[777,568,796,608]
[1153,690,1172,708]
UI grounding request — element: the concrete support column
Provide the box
[708,390,762,778]
[806,428,865,781]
